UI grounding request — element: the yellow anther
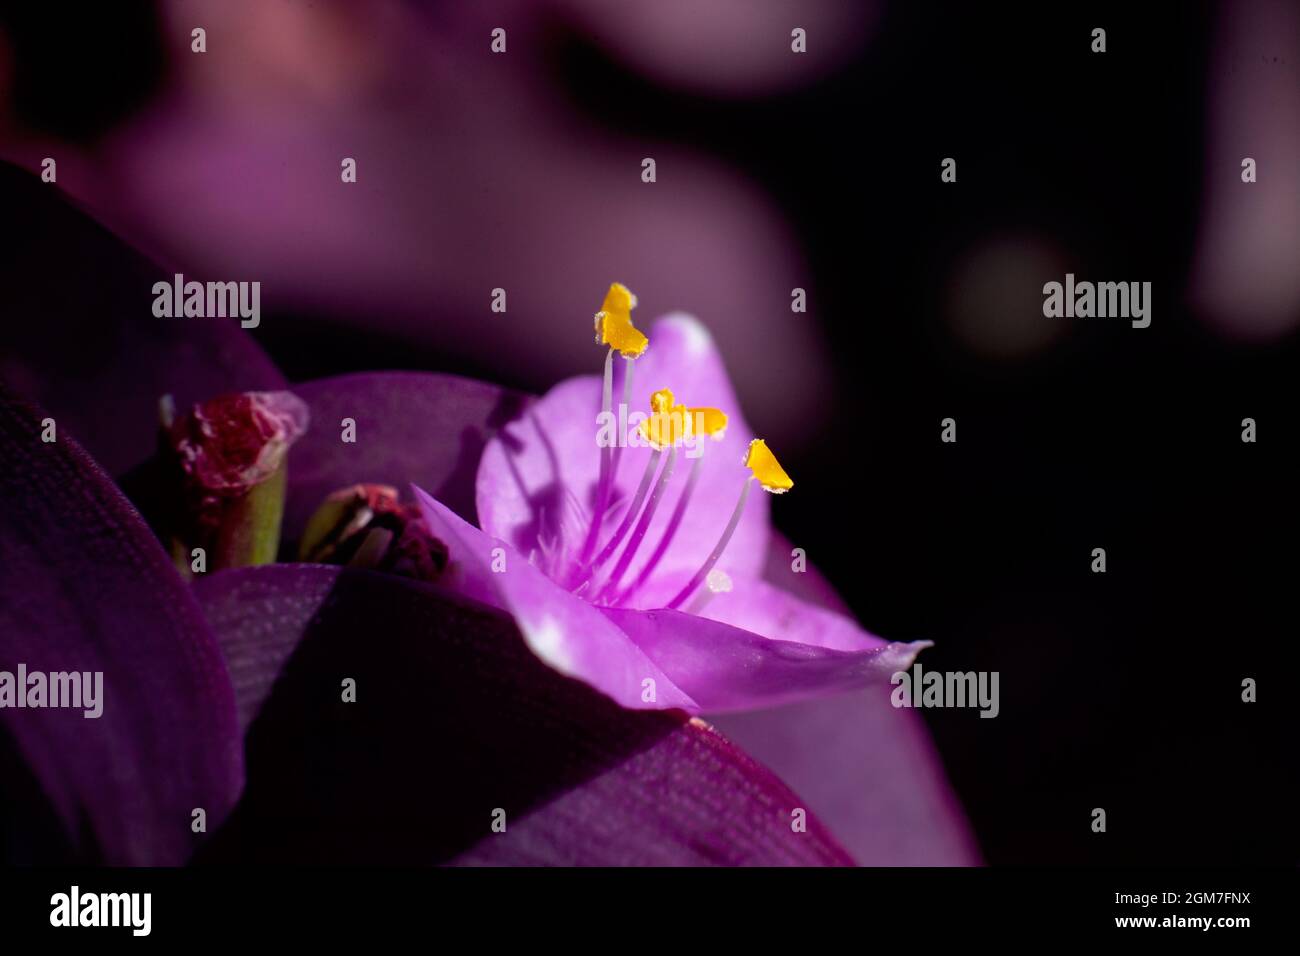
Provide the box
[689,407,728,440]
[639,388,694,449]
[602,282,636,315]
[744,439,793,493]
[593,282,649,358]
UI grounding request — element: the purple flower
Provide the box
[412,286,931,714]
[277,362,974,862]
[1,174,974,863]
[0,383,851,865]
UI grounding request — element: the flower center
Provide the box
[563,284,792,611]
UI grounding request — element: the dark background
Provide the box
[3,1,1295,864]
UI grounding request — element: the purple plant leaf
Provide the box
[193,563,852,865]
[0,163,285,477]
[0,389,243,864]
[284,372,529,542]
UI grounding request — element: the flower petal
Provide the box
[284,372,528,543]
[412,485,696,712]
[0,163,284,477]
[633,570,882,653]
[762,529,851,614]
[705,536,980,864]
[699,576,886,652]
[476,314,771,594]
[0,390,243,864]
[708,690,982,865]
[192,563,851,865]
[602,605,929,713]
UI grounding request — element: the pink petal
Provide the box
[412,485,696,712]
[603,605,929,713]
[641,572,885,653]
[705,534,980,864]
[709,691,981,865]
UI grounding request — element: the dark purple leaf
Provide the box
[0,162,284,477]
[193,563,852,865]
[0,389,243,864]
[284,372,528,541]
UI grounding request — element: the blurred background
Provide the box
[1,0,1296,864]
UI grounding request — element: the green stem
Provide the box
[212,461,289,570]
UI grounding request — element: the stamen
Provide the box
[579,283,648,570]
[615,447,703,605]
[689,407,729,440]
[573,387,694,590]
[596,446,677,603]
[579,447,662,581]
[744,438,793,493]
[610,355,634,487]
[617,406,727,604]
[667,438,791,610]
[594,282,648,358]
[638,388,693,450]
[577,347,616,566]
[667,476,752,610]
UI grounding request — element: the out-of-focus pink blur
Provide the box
[1192,0,1300,341]
[0,0,880,448]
